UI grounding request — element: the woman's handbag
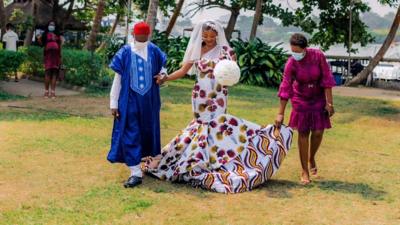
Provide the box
[59,64,67,81]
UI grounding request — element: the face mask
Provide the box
[135,40,148,49]
[48,26,55,32]
[292,51,305,61]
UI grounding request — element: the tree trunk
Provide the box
[84,0,106,51]
[24,0,37,46]
[0,0,6,39]
[346,5,400,86]
[52,0,59,22]
[165,0,184,36]
[146,0,159,32]
[225,7,240,40]
[250,0,263,40]
[61,0,75,30]
[96,13,121,52]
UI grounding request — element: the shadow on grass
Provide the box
[141,175,212,198]
[260,179,307,198]
[335,96,400,122]
[259,179,386,200]
[315,180,386,200]
[142,175,386,201]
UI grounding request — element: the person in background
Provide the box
[276,33,336,185]
[2,23,19,82]
[40,21,62,99]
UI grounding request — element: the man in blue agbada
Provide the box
[108,22,168,188]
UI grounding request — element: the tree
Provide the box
[23,0,37,46]
[146,0,159,31]
[0,0,6,39]
[96,12,121,51]
[346,4,400,86]
[165,0,185,36]
[250,0,263,40]
[84,0,106,51]
[186,0,245,40]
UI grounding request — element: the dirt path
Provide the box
[0,78,79,97]
[333,86,400,101]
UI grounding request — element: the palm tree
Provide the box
[250,0,263,40]
[346,5,400,86]
[84,0,106,51]
[165,0,185,37]
[146,0,159,32]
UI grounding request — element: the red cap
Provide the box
[133,22,151,35]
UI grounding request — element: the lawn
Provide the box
[1,79,400,225]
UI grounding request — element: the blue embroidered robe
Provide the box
[107,43,167,166]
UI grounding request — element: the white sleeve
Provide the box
[110,73,121,109]
[160,67,168,75]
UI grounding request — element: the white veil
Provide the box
[182,20,230,68]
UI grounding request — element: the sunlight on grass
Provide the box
[1,79,399,225]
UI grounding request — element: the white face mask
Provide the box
[135,41,148,49]
[48,25,55,32]
[292,51,305,61]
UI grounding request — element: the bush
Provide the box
[231,39,288,87]
[19,46,105,87]
[0,50,26,80]
[102,35,125,61]
[19,46,44,77]
[62,49,103,86]
[151,31,189,73]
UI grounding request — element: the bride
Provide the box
[149,20,293,193]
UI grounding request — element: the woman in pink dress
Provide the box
[41,21,62,99]
[275,33,335,184]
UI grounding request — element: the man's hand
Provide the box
[154,73,168,85]
[111,108,120,119]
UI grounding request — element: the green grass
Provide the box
[0,89,26,101]
[1,79,399,225]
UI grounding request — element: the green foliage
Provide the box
[197,0,395,51]
[0,50,26,80]
[9,9,34,35]
[0,90,25,101]
[273,0,375,52]
[62,49,104,86]
[19,46,44,77]
[131,0,177,18]
[151,31,189,73]
[19,46,107,87]
[116,32,288,88]
[101,35,125,61]
[231,39,287,87]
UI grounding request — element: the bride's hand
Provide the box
[275,114,284,128]
[154,73,168,85]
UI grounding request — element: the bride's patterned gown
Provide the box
[150,46,293,193]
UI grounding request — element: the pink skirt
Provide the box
[288,109,331,132]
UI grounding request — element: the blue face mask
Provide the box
[292,51,305,61]
[48,26,55,32]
